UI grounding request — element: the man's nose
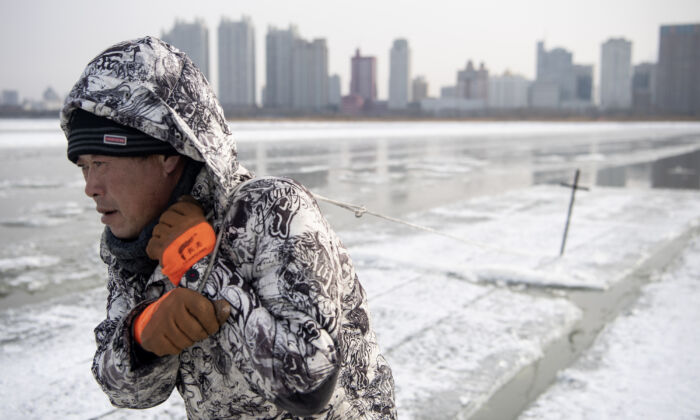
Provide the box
[84,171,104,198]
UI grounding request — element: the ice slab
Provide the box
[379,287,581,419]
[351,185,700,291]
[519,236,700,420]
[0,288,185,419]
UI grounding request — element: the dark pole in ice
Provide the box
[560,169,589,256]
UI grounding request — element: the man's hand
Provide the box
[146,196,216,286]
[146,195,209,264]
[134,288,231,357]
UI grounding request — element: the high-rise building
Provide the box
[388,39,411,109]
[292,38,329,111]
[600,38,632,110]
[573,65,593,103]
[533,41,592,109]
[328,74,342,107]
[350,49,377,102]
[162,19,210,80]
[265,25,329,111]
[1,90,20,106]
[440,86,457,98]
[632,62,656,113]
[536,41,575,102]
[412,76,428,103]
[265,25,298,108]
[218,16,256,108]
[488,72,530,109]
[457,60,488,101]
[656,24,700,115]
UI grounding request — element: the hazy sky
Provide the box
[2,0,699,103]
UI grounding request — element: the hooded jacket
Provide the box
[60,37,396,419]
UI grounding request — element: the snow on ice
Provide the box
[520,236,700,420]
[1,183,699,419]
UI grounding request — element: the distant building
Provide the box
[420,97,485,116]
[218,16,256,108]
[350,49,377,102]
[558,64,594,111]
[328,74,342,107]
[412,76,429,103]
[457,60,488,101]
[388,39,411,109]
[43,87,60,102]
[292,38,329,111]
[488,72,530,109]
[41,87,62,110]
[572,64,594,105]
[341,94,364,115]
[632,62,656,113]
[536,41,575,103]
[533,41,591,110]
[162,19,210,80]
[1,90,19,106]
[422,63,488,115]
[440,86,457,98]
[656,24,700,115]
[600,38,632,110]
[530,82,560,108]
[265,25,298,108]
[265,25,328,111]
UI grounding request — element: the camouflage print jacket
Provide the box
[60,36,396,419]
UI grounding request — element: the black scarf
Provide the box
[103,158,204,276]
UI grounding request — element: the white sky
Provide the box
[1,0,699,103]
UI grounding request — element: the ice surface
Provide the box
[0,255,60,273]
[352,185,700,290]
[519,236,700,420]
[1,183,699,419]
[0,201,87,228]
[227,120,700,143]
[3,118,700,148]
[0,288,186,419]
[380,287,581,419]
[0,177,70,190]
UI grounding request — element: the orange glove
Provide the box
[133,288,231,356]
[146,196,216,286]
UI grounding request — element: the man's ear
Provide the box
[160,154,183,176]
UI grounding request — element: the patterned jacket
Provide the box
[60,37,396,419]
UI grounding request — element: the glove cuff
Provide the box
[161,222,216,286]
[133,290,174,345]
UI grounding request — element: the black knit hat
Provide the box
[66,109,178,163]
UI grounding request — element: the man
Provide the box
[61,37,396,419]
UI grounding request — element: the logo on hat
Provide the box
[104,135,127,146]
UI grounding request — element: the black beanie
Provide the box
[66,109,178,163]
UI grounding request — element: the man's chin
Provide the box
[105,221,139,241]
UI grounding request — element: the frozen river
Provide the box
[1,119,700,307]
[1,119,700,419]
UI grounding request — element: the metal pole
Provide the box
[560,169,580,256]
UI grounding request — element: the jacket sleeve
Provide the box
[91,270,180,408]
[201,179,343,415]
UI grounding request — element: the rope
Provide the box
[312,193,546,259]
[197,184,549,294]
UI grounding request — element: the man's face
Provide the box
[77,154,176,240]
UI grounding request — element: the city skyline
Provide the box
[1,0,699,103]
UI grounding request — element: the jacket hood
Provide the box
[60,36,246,198]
